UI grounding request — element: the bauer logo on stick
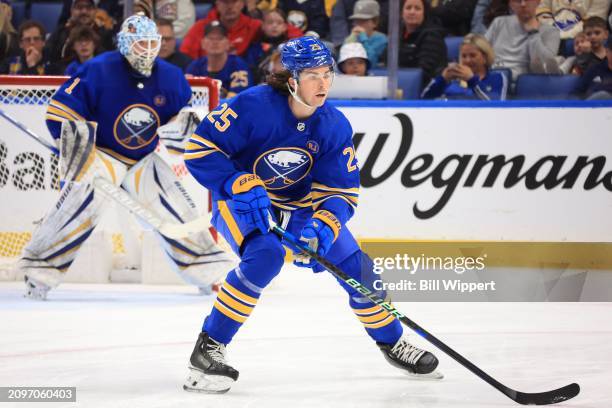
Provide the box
[253,147,313,190]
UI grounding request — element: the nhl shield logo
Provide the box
[254,147,313,190]
[297,122,305,131]
[113,104,160,150]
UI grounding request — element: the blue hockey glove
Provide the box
[293,210,341,268]
[225,173,270,234]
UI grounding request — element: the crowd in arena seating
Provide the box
[0,0,610,99]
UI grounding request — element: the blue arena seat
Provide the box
[370,68,424,99]
[30,2,63,35]
[11,1,27,28]
[445,36,464,62]
[515,74,582,99]
[195,3,213,20]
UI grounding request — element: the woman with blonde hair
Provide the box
[421,33,508,100]
[0,0,19,62]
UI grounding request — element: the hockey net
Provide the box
[0,75,220,282]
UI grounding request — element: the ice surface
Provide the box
[1,265,610,408]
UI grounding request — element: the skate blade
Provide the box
[183,367,235,394]
[403,369,444,380]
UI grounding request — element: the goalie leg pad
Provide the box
[18,181,109,288]
[122,153,233,288]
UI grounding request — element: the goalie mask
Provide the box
[117,14,161,77]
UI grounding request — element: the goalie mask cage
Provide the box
[0,75,219,284]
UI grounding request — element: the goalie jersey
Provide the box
[185,85,360,226]
[45,51,191,164]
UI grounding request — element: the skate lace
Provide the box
[391,338,425,365]
[205,340,227,364]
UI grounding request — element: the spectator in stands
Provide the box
[186,20,253,97]
[0,0,19,62]
[471,0,511,34]
[134,0,196,39]
[430,0,478,36]
[486,0,560,78]
[398,0,447,83]
[343,0,387,66]
[0,20,62,75]
[156,18,193,71]
[558,31,596,74]
[338,42,370,75]
[58,0,123,30]
[244,9,301,83]
[536,0,612,40]
[181,0,262,58]
[46,0,114,64]
[579,34,612,98]
[282,0,329,38]
[421,33,507,99]
[584,17,610,64]
[63,25,100,75]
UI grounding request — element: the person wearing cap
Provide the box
[181,0,262,59]
[156,17,193,71]
[579,34,612,99]
[45,0,114,64]
[185,20,253,98]
[337,41,370,75]
[343,0,387,66]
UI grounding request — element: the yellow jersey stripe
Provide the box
[214,300,247,323]
[217,201,244,247]
[356,310,389,323]
[222,281,258,306]
[353,305,384,315]
[184,150,216,160]
[217,288,254,315]
[45,113,66,123]
[363,314,395,329]
[49,100,85,121]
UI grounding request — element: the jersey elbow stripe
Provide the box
[49,100,85,121]
[45,113,66,123]
[183,150,216,160]
[189,134,227,155]
[312,194,358,210]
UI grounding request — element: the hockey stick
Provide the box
[269,221,580,406]
[0,108,209,239]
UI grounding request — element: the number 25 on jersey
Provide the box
[206,103,238,132]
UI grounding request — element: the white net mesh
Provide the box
[0,76,217,278]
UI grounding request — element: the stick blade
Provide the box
[512,383,580,405]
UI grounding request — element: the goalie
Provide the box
[19,14,231,300]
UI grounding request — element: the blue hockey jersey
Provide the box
[46,51,192,165]
[185,85,359,226]
[185,55,252,98]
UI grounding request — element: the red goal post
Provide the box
[0,75,220,282]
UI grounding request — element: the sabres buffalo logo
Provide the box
[113,104,160,150]
[254,147,313,190]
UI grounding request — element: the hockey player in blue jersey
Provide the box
[183,36,441,394]
[19,14,231,300]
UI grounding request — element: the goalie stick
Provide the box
[0,108,209,239]
[269,221,580,406]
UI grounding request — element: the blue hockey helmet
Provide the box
[281,36,334,78]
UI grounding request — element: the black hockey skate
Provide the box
[377,335,444,379]
[183,331,239,394]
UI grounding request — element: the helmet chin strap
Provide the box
[287,78,316,110]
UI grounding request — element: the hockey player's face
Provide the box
[296,66,334,107]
